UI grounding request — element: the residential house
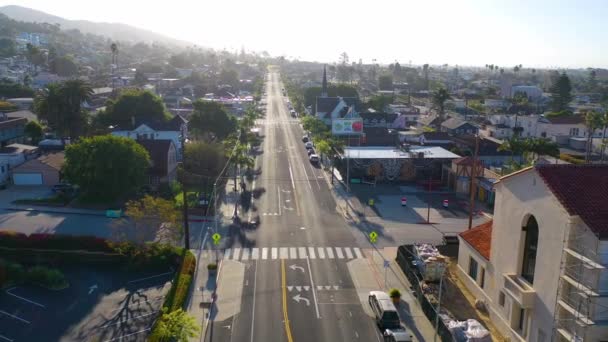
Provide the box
[0,144,39,183]
[457,165,608,342]
[11,151,64,185]
[111,115,188,158]
[479,122,512,139]
[0,114,27,146]
[417,114,443,130]
[537,115,588,144]
[314,65,361,126]
[386,104,421,125]
[511,85,543,100]
[440,117,479,136]
[137,140,178,189]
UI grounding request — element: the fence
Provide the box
[396,245,454,342]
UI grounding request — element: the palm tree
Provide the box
[431,87,451,121]
[599,111,608,163]
[34,83,64,134]
[60,80,93,138]
[584,111,602,163]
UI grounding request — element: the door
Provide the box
[13,173,43,185]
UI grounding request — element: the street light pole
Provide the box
[468,134,480,230]
[434,268,445,342]
[427,169,432,224]
[181,135,190,250]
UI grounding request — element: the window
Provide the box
[480,268,485,288]
[518,308,526,332]
[468,257,478,280]
[521,216,539,284]
[499,291,505,307]
[569,127,579,136]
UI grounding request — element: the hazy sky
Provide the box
[2,0,607,68]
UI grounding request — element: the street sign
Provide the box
[212,233,222,245]
[369,231,378,243]
[383,260,390,268]
[368,198,375,206]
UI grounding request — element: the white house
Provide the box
[458,165,608,342]
[0,144,39,183]
[111,115,187,158]
[537,116,588,144]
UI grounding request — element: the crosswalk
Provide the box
[220,246,365,261]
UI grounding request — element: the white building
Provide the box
[458,165,608,342]
[0,144,39,183]
[111,115,188,158]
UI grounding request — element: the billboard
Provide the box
[332,118,363,135]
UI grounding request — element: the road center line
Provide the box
[278,185,282,216]
[305,256,321,319]
[281,260,294,342]
[249,260,258,342]
[298,157,313,190]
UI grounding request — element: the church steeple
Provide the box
[321,64,328,98]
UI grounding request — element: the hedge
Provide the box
[149,249,196,341]
[0,259,68,290]
[0,232,112,252]
[559,153,585,165]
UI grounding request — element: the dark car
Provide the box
[308,149,315,156]
[302,136,309,143]
[52,183,74,193]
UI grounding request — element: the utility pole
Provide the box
[468,134,480,230]
[181,135,190,250]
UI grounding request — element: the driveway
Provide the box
[0,185,53,207]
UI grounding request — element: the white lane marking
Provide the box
[241,248,250,261]
[233,248,241,261]
[99,311,158,328]
[354,248,363,259]
[306,257,321,319]
[0,334,13,342]
[5,288,45,308]
[317,247,326,259]
[333,285,340,290]
[326,247,335,259]
[277,186,282,216]
[0,310,30,324]
[317,286,323,290]
[103,328,151,342]
[262,248,269,260]
[298,247,307,259]
[308,247,316,259]
[344,247,354,259]
[307,160,322,190]
[295,286,301,292]
[298,158,313,190]
[324,286,331,290]
[224,248,232,260]
[287,286,293,292]
[289,247,297,259]
[249,260,258,342]
[280,247,288,259]
[288,165,296,190]
[303,286,310,291]
[252,248,259,260]
[335,247,344,259]
[271,247,277,260]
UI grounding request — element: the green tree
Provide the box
[366,95,392,112]
[549,72,573,113]
[431,87,451,121]
[182,142,227,182]
[0,80,34,98]
[301,115,329,136]
[124,195,182,244]
[189,100,237,141]
[219,68,239,89]
[378,74,393,90]
[134,69,147,86]
[34,83,65,135]
[24,120,43,144]
[60,79,92,137]
[96,89,170,129]
[599,111,608,163]
[422,64,430,90]
[584,111,602,163]
[25,43,45,71]
[587,69,598,92]
[151,308,200,342]
[63,135,150,201]
[0,38,16,57]
[53,55,79,77]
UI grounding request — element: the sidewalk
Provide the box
[349,247,437,342]
[187,247,219,342]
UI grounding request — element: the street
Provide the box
[206,71,383,342]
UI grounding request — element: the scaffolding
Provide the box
[551,217,608,342]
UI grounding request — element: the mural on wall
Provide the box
[367,162,385,181]
[380,159,401,181]
[399,161,416,181]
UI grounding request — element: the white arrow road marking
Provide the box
[88,285,98,295]
[296,286,301,292]
[287,286,293,292]
[303,286,310,291]
[289,264,305,273]
[223,325,231,329]
[292,294,310,306]
[324,286,331,290]
[333,286,340,290]
[317,286,323,291]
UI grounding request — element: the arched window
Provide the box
[521,216,539,284]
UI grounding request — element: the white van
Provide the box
[368,291,401,330]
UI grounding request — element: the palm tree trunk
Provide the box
[601,127,607,163]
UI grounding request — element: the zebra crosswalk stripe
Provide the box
[354,248,363,259]
[289,247,297,259]
[223,248,231,260]
[241,248,250,261]
[233,248,241,261]
[280,247,288,259]
[308,247,316,259]
[218,247,366,261]
[317,247,326,259]
[326,247,334,259]
[344,247,353,259]
[252,248,259,260]
[298,247,307,259]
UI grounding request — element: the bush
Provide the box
[559,153,585,165]
[26,266,68,290]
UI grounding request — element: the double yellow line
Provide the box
[281,260,294,342]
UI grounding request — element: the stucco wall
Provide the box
[491,169,570,341]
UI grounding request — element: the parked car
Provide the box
[305,141,314,149]
[383,328,412,342]
[309,154,320,164]
[369,291,401,330]
[308,148,315,156]
[302,136,309,143]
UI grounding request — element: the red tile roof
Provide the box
[459,220,492,260]
[537,165,608,240]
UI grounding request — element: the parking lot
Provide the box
[0,266,173,342]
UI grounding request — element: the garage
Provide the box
[13,173,43,185]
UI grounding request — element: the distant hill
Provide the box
[0,5,190,47]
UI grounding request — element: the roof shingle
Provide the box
[459,220,493,260]
[536,164,608,240]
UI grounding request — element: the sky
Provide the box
[2,0,608,68]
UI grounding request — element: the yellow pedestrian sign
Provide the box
[212,233,222,245]
[369,231,378,243]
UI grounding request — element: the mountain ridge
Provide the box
[0,5,191,47]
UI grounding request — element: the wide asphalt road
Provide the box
[207,70,381,342]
